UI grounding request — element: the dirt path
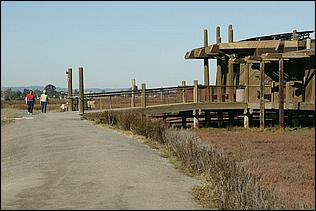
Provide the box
[1,111,202,210]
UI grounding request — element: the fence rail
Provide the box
[66,83,295,111]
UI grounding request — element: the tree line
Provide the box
[1,84,66,100]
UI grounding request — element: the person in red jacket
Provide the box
[25,90,35,115]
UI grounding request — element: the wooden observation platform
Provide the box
[66,25,315,130]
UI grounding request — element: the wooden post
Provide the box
[131,79,136,107]
[228,58,234,101]
[193,109,199,129]
[244,109,249,128]
[99,97,102,110]
[279,58,285,132]
[160,89,165,104]
[182,81,186,103]
[141,83,146,108]
[216,26,221,44]
[193,80,199,128]
[215,26,222,104]
[285,81,294,108]
[245,62,250,103]
[66,68,73,111]
[217,59,223,102]
[218,111,223,127]
[292,30,299,40]
[228,24,233,43]
[203,29,210,102]
[79,67,84,115]
[260,61,265,130]
[182,115,187,129]
[109,96,112,109]
[193,80,198,103]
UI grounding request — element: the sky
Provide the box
[1,1,315,89]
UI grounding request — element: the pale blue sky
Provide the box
[1,1,315,89]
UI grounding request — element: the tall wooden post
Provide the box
[260,61,265,130]
[79,67,84,115]
[215,26,222,103]
[141,83,146,108]
[216,26,222,44]
[203,29,210,94]
[279,58,285,131]
[131,79,136,107]
[228,24,233,43]
[182,80,186,103]
[245,62,250,103]
[66,68,73,111]
[228,58,234,101]
[216,59,223,102]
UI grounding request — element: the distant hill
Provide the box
[1,86,128,93]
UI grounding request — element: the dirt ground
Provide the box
[194,127,315,209]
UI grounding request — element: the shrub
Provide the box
[84,111,289,209]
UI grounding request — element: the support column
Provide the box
[245,62,250,103]
[217,59,223,102]
[79,67,84,115]
[205,111,211,127]
[216,26,222,102]
[279,58,285,132]
[203,29,210,102]
[244,109,249,128]
[228,111,234,126]
[131,79,136,107]
[193,80,199,128]
[218,111,223,127]
[228,58,234,101]
[141,83,146,108]
[193,80,198,103]
[260,61,265,130]
[181,115,187,129]
[193,109,199,129]
[66,68,73,111]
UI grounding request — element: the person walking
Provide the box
[40,90,49,113]
[25,90,35,115]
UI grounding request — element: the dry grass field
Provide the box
[194,127,315,209]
